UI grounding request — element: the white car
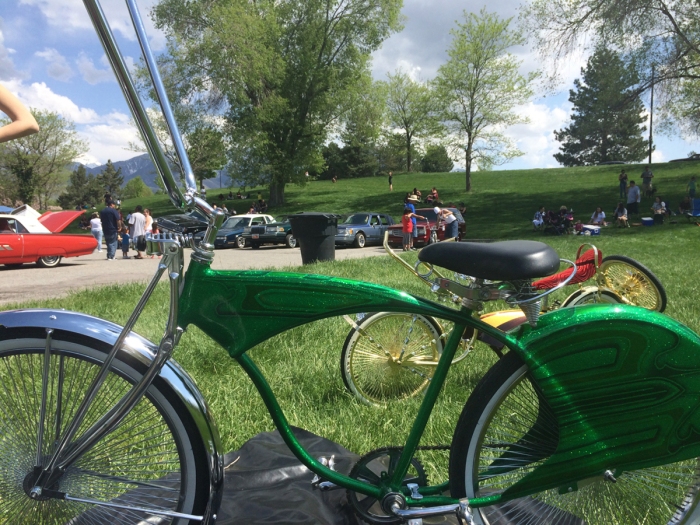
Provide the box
[194,214,275,249]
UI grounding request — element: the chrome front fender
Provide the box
[0,308,224,524]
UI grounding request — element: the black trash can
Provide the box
[288,212,339,264]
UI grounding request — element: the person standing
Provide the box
[618,170,628,199]
[100,200,122,260]
[89,212,103,252]
[144,208,153,232]
[435,206,459,240]
[129,205,147,259]
[405,194,420,250]
[641,165,654,197]
[388,171,393,192]
[627,180,641,215]
[688,176,697,199]
[401,208,426,251]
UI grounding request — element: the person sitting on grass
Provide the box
[590,206,607,226]
[651,196,667,224]
[532,206,546,230]
[679,196,692,216]
[614,202,628,227]
[401,207,426,252]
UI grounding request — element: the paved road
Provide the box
[0,244,389,306]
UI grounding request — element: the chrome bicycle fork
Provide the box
[27,235,200,521]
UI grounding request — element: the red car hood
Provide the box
[38,210,85,233]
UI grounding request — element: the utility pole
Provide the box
[648,66,654,165]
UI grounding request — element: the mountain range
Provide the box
[75,154,233,192]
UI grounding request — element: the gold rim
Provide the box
[345,313,440,405]
[596,260,663,311]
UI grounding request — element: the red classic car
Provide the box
[387,207,466,248]
[0,205,97,268]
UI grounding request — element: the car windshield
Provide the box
[222,217,250,229]
[187,210,207,221]
[274,216,289,223]
[342,214,369,225]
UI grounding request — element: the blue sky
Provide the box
[1,0,697,170]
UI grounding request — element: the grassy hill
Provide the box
[125,160,700,241]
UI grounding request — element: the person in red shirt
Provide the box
[401,207,426,251]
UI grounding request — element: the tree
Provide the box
[152,0,403,206]
[122,177,153,200]
[0,110,87,208]
[97,160,124,197]
[554,48,649,166]
[187,126,227,191]
[421,145,454,173]
[522,0,700,137]
[434,9,535,192]
[57,165,104,209]
[384,71,440,172]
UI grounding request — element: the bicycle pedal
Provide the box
[311,455,336,487]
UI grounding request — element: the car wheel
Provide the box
[353,233,366,248]
[36,256,62,268]
[251,242,260,249]
[236,236,247,249]
[285,234,297,248]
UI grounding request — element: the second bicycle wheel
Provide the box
[341,313,441,405]
[0,328,211,524]
[596,254,667,312]
[449,351,700,524]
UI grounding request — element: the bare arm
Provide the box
[0,85,39,143]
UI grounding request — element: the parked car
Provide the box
[0,205,97,268]
[194,214,275,249]
[335,212,395,248]
[156,209,209,235]
[238,216,296,249]
[387,207,465,248]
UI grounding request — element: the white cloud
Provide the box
[76,53,114,85]
[19,0,166,50]
[35,48,74,82]
[504,101,572,168]
[2,79,100,124]
[0,23,26,81]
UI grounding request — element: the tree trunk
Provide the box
[269,179,286,207]
[406,135,412,172]
[464,145,472,192]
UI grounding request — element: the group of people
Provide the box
[618,166,657,200]
[93,197,161,260]
[401,192,459,251]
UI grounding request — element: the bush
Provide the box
[420,145,454,173]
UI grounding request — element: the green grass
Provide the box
[10,160,700,490]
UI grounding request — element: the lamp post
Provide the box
[648,66,654,165]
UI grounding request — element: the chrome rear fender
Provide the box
[0,308,224,524]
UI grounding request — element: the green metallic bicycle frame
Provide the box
[178,257,700,511]
[178,258,515,507]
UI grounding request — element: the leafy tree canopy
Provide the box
[421,145,454,173]
[0,110,87,208]
[57,165,104,210]
[522,0,700,137]
[554,47,649,166]
[434,9,535,191]
[122,177,153,200]
[98,160,124,198]
[383,70,440,173]
[152,0,403,206]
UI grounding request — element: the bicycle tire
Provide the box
[561,287,622,307]
[0,327,210,524]
[449,351,700,524]
[596,255,667,312]
[340,312,441,405]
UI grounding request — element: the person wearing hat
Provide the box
[405,194,421,249]
[435,206,458,240]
